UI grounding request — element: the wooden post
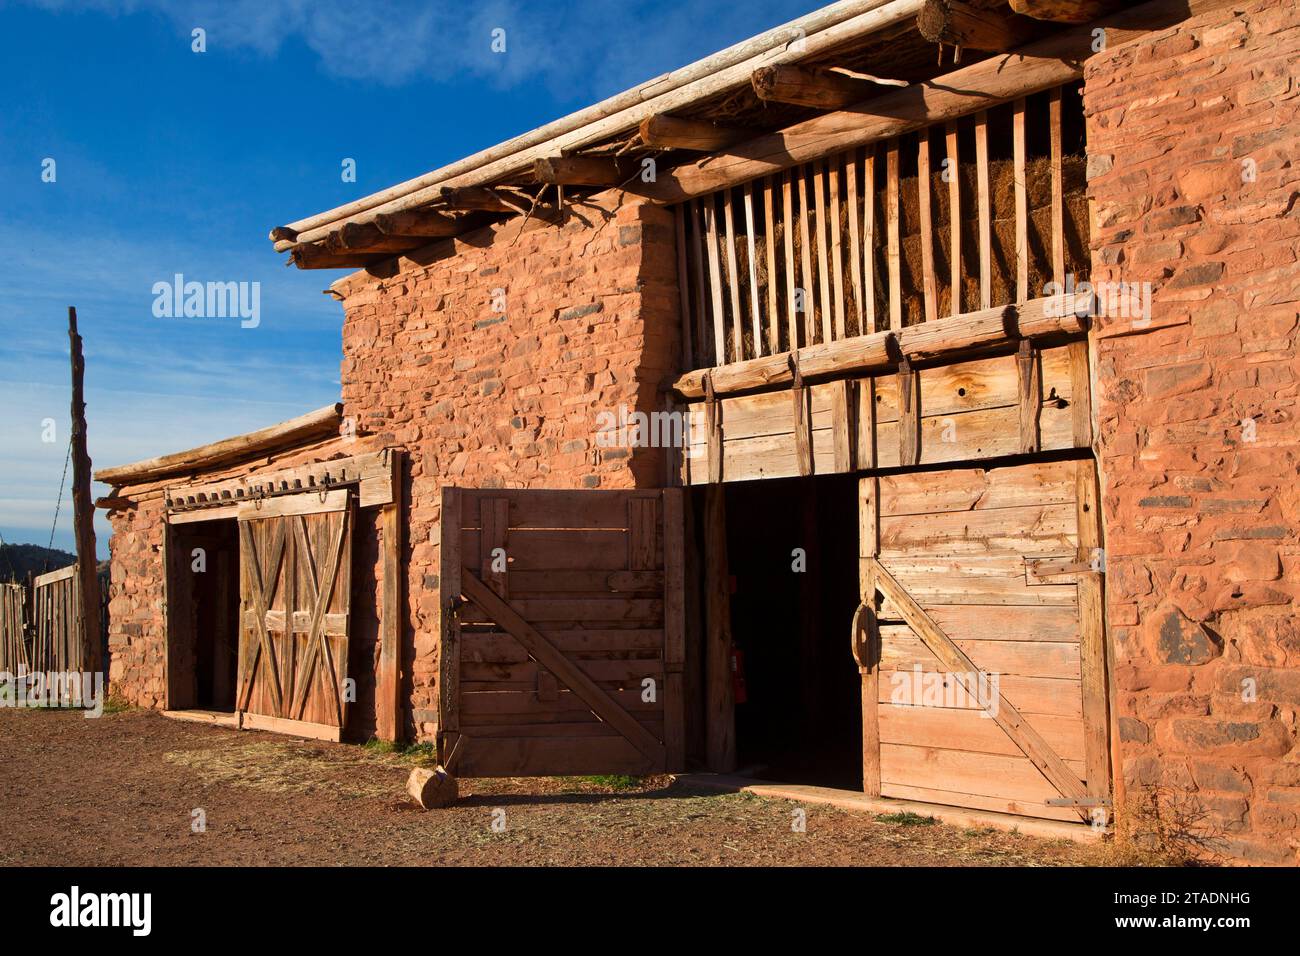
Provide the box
[377,450,405,741]
[68,307,102,677]
[703,484,735,772]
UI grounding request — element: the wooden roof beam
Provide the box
[533,156,632,186]
[751,64,906,110]
[438,186,516,213]
[373,208,462,237]
[917,0,1035,51]
[327,221,428,254]
[290,242,387,270]
[638,114,752,151]
[1009,0,1123,23]
[95,404,344,485]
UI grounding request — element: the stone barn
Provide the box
[97,0,1300,863]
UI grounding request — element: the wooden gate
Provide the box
[236,490,354,740]
[31,566,81,673]
[0,582,29,674]
[857,459,1109,823]
[438,488,686,777]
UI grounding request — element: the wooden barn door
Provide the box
[236,489,353,741]
[438,488,686,777]
[857,459,1109,824]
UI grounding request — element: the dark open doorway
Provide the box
[725,474,863,790]
[166,519,239,712]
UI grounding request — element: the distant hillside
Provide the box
[0,543,77,583]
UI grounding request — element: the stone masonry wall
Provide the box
[331,192,681,739]
[1085,0,1300,863]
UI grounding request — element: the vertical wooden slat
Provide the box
[628,498,657,572]
[832,379,856,473]
[437,487,462,745]
[898,356,920,466]
[702,198,726,366]
[1013,97,1029,303]
[674,204,694,370]
[946,122,961,318]
[704,373,722,485]
[797,165,815,348]
[1076,459,1111,805]
[829,157,847,340]
[704,484,735,772]
[763,176,779,356]
[723,190,744,362]
[689,199,709,365]
[1017,339,1042,454]
[377,453,404,742]
[1050,87,1066,288]
[791,354,813,477]
[480,498,510,598]
[975,110,992,310]
[662,489,687,773]
[1069,339,1093,448]
[886,140,902,331]
[813,160,833,344]
[782,170,797,353]
[858,475,881,797]
[917,131,938,323]
[864,148,877,334]
[846,151,865,336]
[743,182,762,357]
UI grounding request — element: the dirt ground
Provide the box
[0,708,1093,866]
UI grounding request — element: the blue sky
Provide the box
[0,0,808,558]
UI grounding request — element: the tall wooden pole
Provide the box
[68,307,102,676]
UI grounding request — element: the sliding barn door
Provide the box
[237,489,353,741]
[438,488,686,777]
[858,459,1109,823]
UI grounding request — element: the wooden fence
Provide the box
[0,565,109,676]
[674,83,1089,371]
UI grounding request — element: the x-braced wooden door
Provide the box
[856,459,1110,824]
[237,489,354,741]
[438,488,686,777]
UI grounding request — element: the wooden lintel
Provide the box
[328,221,426,253]
[638,114,750,151]
[672,297,1083,400]
[1009,0,1123,23]
[533,156,630,186]
[373,208,461,237]
[751,64,903,110]
[916,0,1035,51]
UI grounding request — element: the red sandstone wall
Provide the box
[1085,0,1300,863]
[331,193,682,737]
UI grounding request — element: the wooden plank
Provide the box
[675,204,694,369]
[237,489,348,520]
[975,110,992,309]
[897,356,919,467]
[662,488,687,772]
[460,571,666,766]
[743,181,762,357]
[456,488,662,531]
[797,165,815,348]
[859,475,881,796]
[782,169,797,352]
[504,569,663,594]
[871,559,1090,814]
[378,493,402,742]
[828,157,847,340]
[1076,458,1110,799]
[846,150,865,337]
[627,497,657,572]
[460,629,664,663]
[813,160,833,344]
[1069,339,1092,448]
[879,458,1077,516]
[723,190,744,362]
[864,148,877,334]
[831,379,856,473]
[460,597,663,625]
[1050,87,1065,288]
[462,659,665,685]
[480,497,510,598]
[764,176,780,356]
[881,745,1083,821]
[705,373,722,485]
[881,558,1078,607]
[1017,340,1042,454]
[791,356,813,477]
[879,629,1080,679]
[879,703,1086,762]
[438,488,462,740]
[458,736,654,777]
[703,197,727,366]
[1013,98,1029,303]
[886,140,902,331]
[917,131,938,323]
[241,712,341,742]
[946,122,961,317]
[880,503,1077,556]
[690,199,710,365]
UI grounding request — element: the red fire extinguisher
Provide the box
[731,645,748,704]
